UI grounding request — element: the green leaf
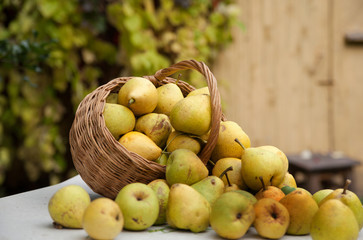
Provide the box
[281,186,297,195]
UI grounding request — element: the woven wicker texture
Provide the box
[69,60,223,199]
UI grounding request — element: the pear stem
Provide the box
[234,138,246,150]
[219,166,233,186]
[259,176,266,191]
[128,98,135,106]
[342,179,351,195]
[208,160,216,166]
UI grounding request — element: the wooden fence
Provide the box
[212,0,363,196]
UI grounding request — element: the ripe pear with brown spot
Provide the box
[148,179,170,225]
[118,77,158,116]
[211,121,251,162]
[135,113,172,148]
[170,94,212,136]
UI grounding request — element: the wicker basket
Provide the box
[69,60,223,199]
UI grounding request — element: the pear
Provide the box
[148,179,170,225]
[48,185,91,229]
[211,121,251,162]
[165,149,208,186]
[191,176,225,206]
[134,113,172,148]
[311,199,359,240]
[186,86,209,97]
[165,131,201,154]
[167,183,210,233]
[319,179,363,229]
[279,188,319,235]
[312,189,333,205]
[259,145,289,174]
[118,77,158,116]
[255,176,285,202]
[154,83,184,116]
[210,191,255,239]
[103,103,135,139]
[212,157,247,190]
[278,172,297,189]
[118,131,162,161]
[238,145,286,191]
[170,94,211,136]
[82,198,123,240]
[233,190,258,205]
[155,152,168,165]
[106,92,119,103]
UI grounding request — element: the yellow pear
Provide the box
[135,113,172,148]
[278,172,297,189]
[103,103,135,139]
[154,83,184,116]
[186,86,209,97]
[279,188,318,235]
[211,121,251,162]
[118,131,162,161]
[170,94,211,136]
[165,131,201,154]
[212,157,247,190]
[118,77,158,116]
[259,145,289,174]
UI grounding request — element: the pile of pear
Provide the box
[56,76,363,239]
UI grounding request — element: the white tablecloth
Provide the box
[0,175,362,240]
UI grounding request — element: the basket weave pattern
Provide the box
[69,60,223,199]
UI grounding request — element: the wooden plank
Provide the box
[213,0,331,154]
[332,0,363,196]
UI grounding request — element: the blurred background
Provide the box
[0,0,362,199]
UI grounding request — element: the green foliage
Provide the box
[0,0,240,195]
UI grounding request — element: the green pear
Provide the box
[167,183,210,233]
[191,176,225,206]
[211,121,251,162]
[279,188,319,235]
[165,131,201,154]
[186,86,209,97]
[103,103,135,139]
[106,92,119,103]
[154,83,184,116]
[239,145,286,191]
[311,199,359,240]
[134,113,172,148]
[115,183,159,231]
[165,149,208,186]
[319,179,363,229]
[312,189,333,205]
[210,191,255,239]
[148,179,170,225]
[82,198,124,240]
[118,77,158,116]
[170,94,211,136]
[48,185,91,229]
[155,152,168,165]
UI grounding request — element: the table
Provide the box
[288,151,361,194]
[0,175,362,240]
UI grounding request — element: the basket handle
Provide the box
[153,59,222,165]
